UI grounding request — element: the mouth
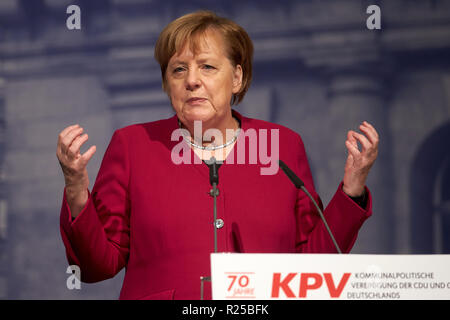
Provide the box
[186,97,207,104]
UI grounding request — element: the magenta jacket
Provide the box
[60,109,372,300]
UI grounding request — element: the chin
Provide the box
[182,108,215,123]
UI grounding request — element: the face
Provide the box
[165,29,243,130]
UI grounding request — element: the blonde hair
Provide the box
[154,10,253,105]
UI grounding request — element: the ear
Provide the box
[232,64,243,94]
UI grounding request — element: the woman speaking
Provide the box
[56,11,379,300]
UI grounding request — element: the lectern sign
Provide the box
[210,254,450,300]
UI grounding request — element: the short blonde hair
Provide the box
[154,10,253,105]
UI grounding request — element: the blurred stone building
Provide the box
[0,0,449,299]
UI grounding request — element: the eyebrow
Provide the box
[169,56,218,66]
[168,59,187,66]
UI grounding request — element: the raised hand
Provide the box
[56,124,96,218]
[343,121,379,197]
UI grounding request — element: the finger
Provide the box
[359,124,378,147]
[57,125,79,153]
[68,133,89,158]
[347,131,358,147]
[61,127,84,154]
[80,145,97,165]
[345,140,360,158]
[362,121,379,140]
[351,131,371,152]
[59,124,79,139]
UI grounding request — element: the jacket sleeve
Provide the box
[59,129,131,282]
[293,135,372,253]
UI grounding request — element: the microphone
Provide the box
[208,157,219,186]
[278,160,342,254]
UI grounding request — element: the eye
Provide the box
[202,64,215,70]
[173,66,185,73]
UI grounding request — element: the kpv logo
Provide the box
[271,272,351,298]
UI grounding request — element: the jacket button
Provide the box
[215,218,224,229]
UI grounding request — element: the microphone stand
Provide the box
[279,159,342,254]
[200,156,220,300]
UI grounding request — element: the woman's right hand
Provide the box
[56,124,97,218]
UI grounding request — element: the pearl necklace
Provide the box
[177,118,241,151]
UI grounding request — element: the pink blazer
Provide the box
[60,109,372,299]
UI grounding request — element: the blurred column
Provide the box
[102,46,171,130]
[100,2,173,130]
[324,62,394,253]
[0,73,7,298]
[0,0,19,16]
[0,0,23,300]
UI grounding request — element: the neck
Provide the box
[179,113,240,148]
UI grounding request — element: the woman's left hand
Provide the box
[342,121,379,197]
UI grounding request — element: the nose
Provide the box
[185,68,201,91]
